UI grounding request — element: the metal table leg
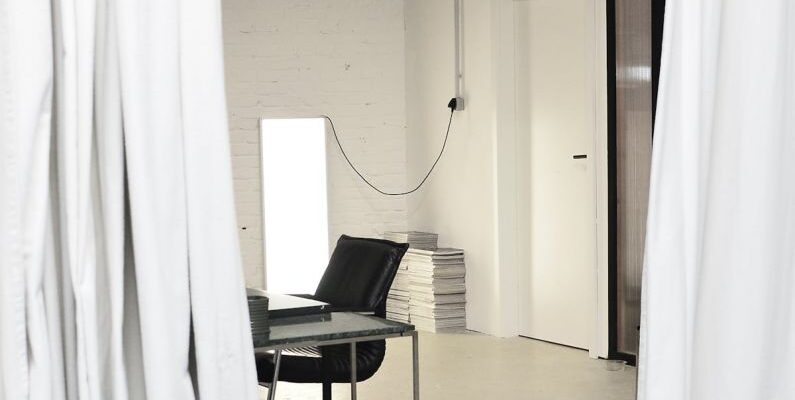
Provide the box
[412,331,420,400]
[267,350,282,400]
[350,341,358,400]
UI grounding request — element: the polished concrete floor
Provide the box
[259,331,636,400]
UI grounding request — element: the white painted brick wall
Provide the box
[222,0,408,287]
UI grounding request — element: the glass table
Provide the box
[254,312,419,400]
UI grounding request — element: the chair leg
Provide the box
[322,381,332,400]
[320,346,332,400]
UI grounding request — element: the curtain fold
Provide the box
[0,0,257,398]
[176,0,258,397]
[0,0,54,399]
[640,1,795,399]
[94,0,128,397]
[115,0,194,396]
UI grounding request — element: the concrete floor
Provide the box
[259,331,636,400]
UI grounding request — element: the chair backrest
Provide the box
[313,235,409,317]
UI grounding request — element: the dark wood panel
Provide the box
[608,0,665,360]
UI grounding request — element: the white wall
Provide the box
[221,0,607,346]
[405,0,518,337]
[222,0,408,287]
[405,0,606,344]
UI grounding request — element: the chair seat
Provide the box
[256,340,386,384]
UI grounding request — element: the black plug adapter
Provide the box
[448,97,465,111]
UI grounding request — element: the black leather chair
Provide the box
[256,235,409,400]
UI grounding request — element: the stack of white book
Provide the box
[384,231,438,323]
[405,248,466,333]
[383,231,439,251]
[386,263,411,322]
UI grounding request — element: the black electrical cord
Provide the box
[323,109,455,196]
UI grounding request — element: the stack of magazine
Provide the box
[384,231,438,323]
[385,262,411,323]
[246,288,270,336]
[405,248,466,332]
[383,231,439,251]
[383,231,466,332]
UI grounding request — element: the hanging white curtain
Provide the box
[0,0,258,398]
[639,1,795,399]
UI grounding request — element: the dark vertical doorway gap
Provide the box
[606,0,665,366]
[606,0,620,364]
[651,0,666,131]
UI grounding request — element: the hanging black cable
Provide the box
[323,107,456,196]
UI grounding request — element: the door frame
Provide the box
[493,0,609,357]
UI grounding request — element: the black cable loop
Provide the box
[322,110,455,196]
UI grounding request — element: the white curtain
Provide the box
[0,0,259,398]
[639,1,795,399]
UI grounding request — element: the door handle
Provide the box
[572,154,588,159]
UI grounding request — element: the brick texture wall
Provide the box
[222,0,408,287]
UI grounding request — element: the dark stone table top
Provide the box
[253,312,415,350]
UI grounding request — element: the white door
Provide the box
[515,0,598,350]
